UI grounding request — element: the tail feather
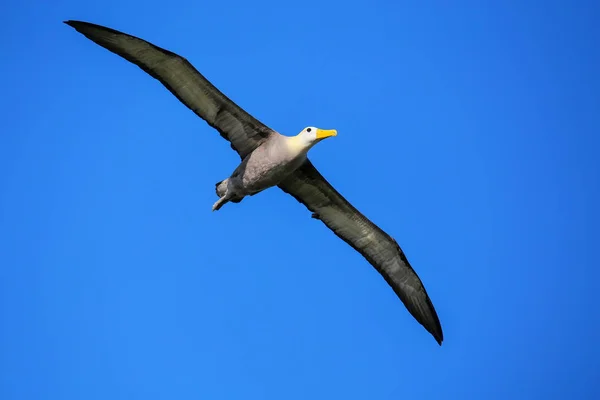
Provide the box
[215,179,228,198]
[214,178,243,209]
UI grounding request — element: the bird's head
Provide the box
[292,126,337,151]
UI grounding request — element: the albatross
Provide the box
[64,20,444,345]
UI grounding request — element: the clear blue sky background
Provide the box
[1,0,599,399]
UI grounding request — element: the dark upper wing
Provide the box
[278,160,444,345]
[64,20,277,159]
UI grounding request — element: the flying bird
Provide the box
[64,20,444,345]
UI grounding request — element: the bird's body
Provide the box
[214,130,336,210]
[214,140,302,210]
[65,20,445,345]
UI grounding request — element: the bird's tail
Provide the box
[215,179,228,198]
[214,178,242,211]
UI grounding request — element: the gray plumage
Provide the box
[213,134,310,211]
[64,20,444,345]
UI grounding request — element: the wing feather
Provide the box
[64,20,277,159]
[279,160,444,345]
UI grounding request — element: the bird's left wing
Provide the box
[278,160,444,345]
[64,20,277,159]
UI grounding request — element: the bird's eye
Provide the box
[307,128,312,132]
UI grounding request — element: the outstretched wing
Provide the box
[65,20,278,159]
[279,160,444,345]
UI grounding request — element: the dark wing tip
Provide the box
[64,20,124,37]
[384,242,444,346]
[401,287,444,346]
[434,328,444,346]
[64,20,96,28]
[413,287,444,346]
[427,299,444,346]
[64,20,88,29]
[421,292,444,345]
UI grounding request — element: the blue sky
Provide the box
[1,0,599,398]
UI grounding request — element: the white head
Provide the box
[292,126,338,151]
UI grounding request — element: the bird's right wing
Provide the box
[278,160,444,345]
[65,20,277,159]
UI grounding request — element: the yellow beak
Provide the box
[316,128,338,139]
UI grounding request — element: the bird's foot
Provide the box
[212,196,228,212]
